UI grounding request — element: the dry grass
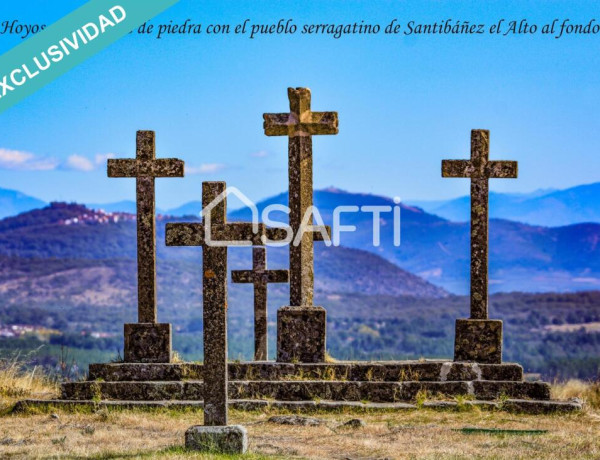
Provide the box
[552,380,600,409]
[1,359,600,459]
[0,406,599,459]
[0,355,58,413]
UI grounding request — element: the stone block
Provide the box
[185,425,247,454]
[502,399,582,414]
[454,319,502,364]
[124,323,171,363]
[277,306,326,363]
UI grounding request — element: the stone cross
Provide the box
[263,87,337,307]
[442,129,518,320]
[165,182,265,427]
[442,129,517,364]
[231,248,289,361]
[108,130,184,363]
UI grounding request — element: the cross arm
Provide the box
[220,223,266,246]
[442,160,472,178]
[263,113,291,136]
[263,112,339,136]
[265,225,331,242]
[108,159,184,178]
[231,270,253,283]
[166,222,267,246]
[165,222,205,246]
[266,269,289,283]
[487,161,518,178]
[305,112,339,135]
[107,159,137,177]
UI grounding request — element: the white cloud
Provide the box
[94,153,115,166]
[186,163,227,174]
[251,150,269,158]
[0,147,119,173]
[0,148,58,171]
[63,153,115,171]
[63,154,95,172]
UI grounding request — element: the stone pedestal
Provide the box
[277,306,326,363]
[454,319,502,364]
[124,323,171,363]
[185,425,247,454]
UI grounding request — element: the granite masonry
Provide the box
[166,182,266,426]
[263,87,338,363]
[232,247,289,361]
[107,130,184,363]
[442,129,518,364]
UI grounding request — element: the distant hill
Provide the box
[0,203,447,299]
[228,188,600,294]
[4,185,600,293]
[0,187,45,219]
[165,201,202,217]
[4,181,599,228]
[87,200,139,214]
[408,182,600,226]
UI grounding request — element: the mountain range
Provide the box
[228,189,600,294]
[0,202,446,301]
[2,184,600,293]
[2,181,600,227]
[407,182,600,227]
[0,188,46,219]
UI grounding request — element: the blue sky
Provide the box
[0,0,599,208]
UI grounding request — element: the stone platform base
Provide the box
[60,378,552,402]
[14,398,582,415]
[185,425,247,454]
[33,360,574,414]
[277,306,326,363]
[87,360,524,382]
[454,319,502,364]
[124,323,171,363]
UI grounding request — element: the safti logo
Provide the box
[200,186,402,248]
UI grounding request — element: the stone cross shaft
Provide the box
[232,248,289,361]
[442,129,517,319]
[263,87,338,306]
[165,182,265,427]
[108,130,184,323]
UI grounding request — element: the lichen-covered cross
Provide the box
[232,248,289,361]
[442,129,518,320]
[108,130,184,324]
[263,87,337,307]
[165,182,266,427]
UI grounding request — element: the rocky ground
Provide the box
[0,405,599,459]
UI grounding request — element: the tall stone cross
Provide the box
[166,182,265,427]
[442,129,517,363]
[263,87,337,363]
[264,87,337,307]
[232,248,289,361]
[108,130,184,363]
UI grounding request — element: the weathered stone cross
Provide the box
[263,87,337,363]
[108,130,184,363]
[442,129,517,363]
[264,87,337,307]
[166,182,265,427]
[231,248,289,361]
